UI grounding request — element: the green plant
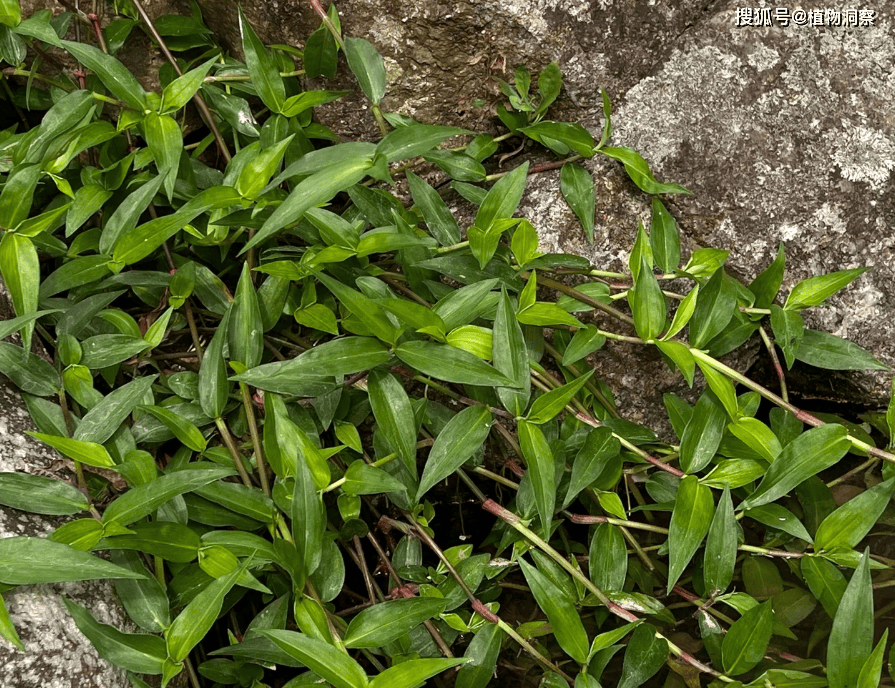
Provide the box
[0,1,894,687]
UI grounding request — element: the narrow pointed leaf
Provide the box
[703,487,736,594]
[417,405,492,501]
[667,475,714,592]
[650,198,680,272]
[721,600,774,676]
[456,623,503,688]
[662,284,698,341]
[369,658,469,688]
[292,457,325,579]
[518,419,556,533]
[369,370,418,479]
[689,269,736,349]
[679,392,727,473]
[856,628,888,688]
[526,370,593,424]
[827,550,873,688]
[260,630,367,688]
[61,40,147,110]
[565,427,620,507]
[0,233,39,351]
[628,256,666,341]
[199,307,232,419]
[0,472,88,515]
[474,162,528,232]
[617,624,669,688]
[396,341,515,387]
[560,162,595,243]
[0,537,147,584]
[229,263,264,368]
[376,124,465,163]
[406,170,462,246]
[344,36,387,104]
[238,8,285,112]
[74,375,156,444]
[344,597,448,648]
[814,477,895,551]
[28,432,114,468]
[492,289,531,415]
[784,267,869,311]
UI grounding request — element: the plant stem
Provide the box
[758,325,788,403]
[213,417,253,487]
[238,383,270,497]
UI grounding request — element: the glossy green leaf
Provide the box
[406,170,462,246]
[689,269,737,349]
[424,149,486,182]
[238,8,284,112]
[0,163,40,230]
[99,175,165,255]
[417,404,491,501]
[229,263,264,368]
[0,471,88,515]
[739,424,850,510]
[600,146,690,194]
[136,405,206,452]
[564,427,620,507]
[828,549,873,688]
[589,522,627,592]
[63,598,167,674]
[114,186,242,266]
[0,537,147,584]
[194,481,276,524]
[794,329,888,371]
[344,36,386,104]
[770,305,804,369]
[744,504,811,542]
[0,0,20,27]
[369,658,469,688]
[315,270,398,343]
[395,341,515,387]
[655,340,695,386]
[474,161,528,232]
[102,465,235,526]
[143,111,182,200]
[522,121,594,156]
[749,242,785,310]
[526,370,592,425]
[628,256,666,341]
[0,593,23,651]
[61,40,147,110]
[455,623,503,688]
[343,461,407,495]
[678,393,726,473]
[518,419,556,533]
[72,374,155,445]
[662,284,698,341]
[518,558,588,664]
[28,432,114,468]
[376,124,464,163]
[111,550,170,633]
[617,623,669,688]
[721,600,774,675]
[0,233,38,351]
[165,562,245,663]
[0,341,59,396]
[856,628,887,688]
[344,597,448,648]
[260,630,367,688]
[703,487,736,595]
[562,324,606,366]
[160,55,217,113]
[236,135,293,201]
[784,267,869,311]
[814,477,895,551]
[292,455,325,580]
[650,198,681,274]
[369,370,418,479]
[728,418,781,463]
[667,475,714,592]
[199,306,232,419]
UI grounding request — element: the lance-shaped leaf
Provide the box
[721,600,774,676]
[61,40,147,110]
[417,405,492,501]
[728,417,781,463]
[662,284,698,342]
[564,427,620,507]
[0,472,88,515]
[99,175,165,255]
[368,370,418,479]
[689,268,736,349]
[199,307,232,419]
[522,121,594,157]
[165,562,245,663]
[518,558,588,664]
[678,392,726,473]
[228,264,264,369]
[344,597,448,648]
[0,593,22,651]
[518,419,556,533]
[238,8,284,112]
[856,628,888,688]
[600,146,690,194]
[814,477,895,551]
[828,549,873,688]
[28,432,114,468]
[739,424,850,510]
[475,161,529,232]
[114,186,242,266]
[667,475,714,593]
[137,406,206,452]
[111,550,170,633]
[292,457,325,580]
[628,256,666,341]
[396,341,515,387]
[343,461,407,495]
[259,630,368,688]
[315,270,398,344]
[63,598,167,674]
[456,623,503,688]
[236,134,293,201]
[589,523,627,592]
[794,329,888,371]
[0,341,59,396]
[344,36,386,104]
[703,487,736,595]
[526,370,592,425]
[73,375,156,445]
[161,55,217,113]
[0,233,38,351]
[492,289,531,416]
[376,124,465,163]
[784,267,869,311]
[749,242,785,309]
[102,465,235,526]
[143,111,182,200]
[617,623,669,688]
[406,170,462,246]
[0,537,147,584]
[650,198,680,273]
[370,658,469,688]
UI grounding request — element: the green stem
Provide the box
[239,383,270,497]
[213,417,253,487]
